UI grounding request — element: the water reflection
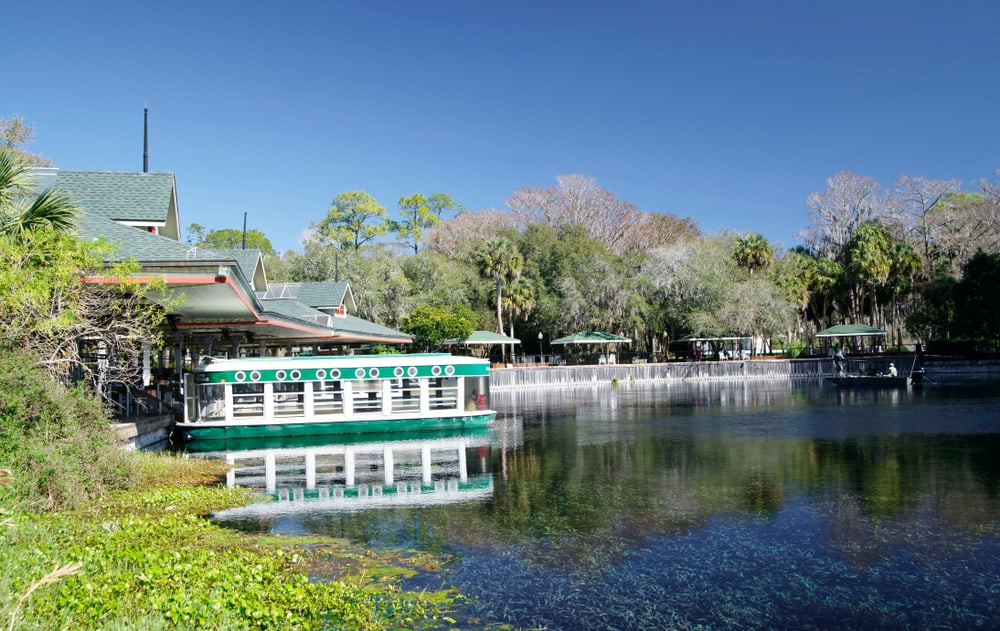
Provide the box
[204,430,496,526]
[203,381,1000,630]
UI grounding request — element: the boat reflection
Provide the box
[200,429,493,517]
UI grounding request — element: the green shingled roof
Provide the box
[54,171,175,223]
[292,281,349,308]
[76,212,219,262]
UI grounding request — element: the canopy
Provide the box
[551,331,631,345]
[815,324,886,338]
[443,330,520,345]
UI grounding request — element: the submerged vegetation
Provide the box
[1,452,460,630]
[0,350,459,629]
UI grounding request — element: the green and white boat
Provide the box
[176,353,495,441]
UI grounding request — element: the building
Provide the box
[31,167,412,418]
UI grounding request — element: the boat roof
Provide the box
[195,353,489,371]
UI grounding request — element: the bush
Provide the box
[784,339,806,359]
[0,348,135,511]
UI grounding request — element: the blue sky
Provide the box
[6,1,999,254]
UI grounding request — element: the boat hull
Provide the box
[827,376,910,387]
[174,411,495,442]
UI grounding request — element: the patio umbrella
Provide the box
[443,330,520,359]
[815,324,886,338]
[815,324,886,353]
[451,330,521,345]
[550,331,631,345]
[550,331,631,363]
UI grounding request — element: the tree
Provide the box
[312,191,389,250]
[401,304,475,352]
[733,232,774,275]
[952,250,1000,349]
[0,147,76,237]
[506,174,648,255]
[501,275,536,346]
[186,224,276,256]
[889,174,959,275]
[883,240,922,347]
[0,227,170,394]
[844,220,893,325]
[0,115,50,166]
[394,193,460,254]
[906,274,956,343]
[476,238,523,361]
[802,172,884,260]
[425,208,516,260]
[930,191,1000,275]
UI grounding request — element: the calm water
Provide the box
[210,379,1000,630]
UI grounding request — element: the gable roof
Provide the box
[53,170,181,240]
[59,169,409,346]
[262,281,356,312]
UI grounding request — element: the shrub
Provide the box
[0,348,135,511]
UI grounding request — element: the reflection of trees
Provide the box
[288,431,1000,572]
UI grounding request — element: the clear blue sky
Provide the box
[6,1,999,254]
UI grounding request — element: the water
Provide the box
[209,379,1000,630]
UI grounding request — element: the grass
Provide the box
[0,452,461,630]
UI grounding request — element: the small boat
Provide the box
[827,367,924,388]
[827,375,911,387]
[175,353,495,441]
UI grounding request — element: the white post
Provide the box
[384,446,394,485]
[265,453,276,492]
[305,450,316,489]
[345,447,355,486]
[422,444,432,485]
[458,445,468,483]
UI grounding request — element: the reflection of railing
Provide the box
[209,435,493,516]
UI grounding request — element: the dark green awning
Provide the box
[815,324,886,337]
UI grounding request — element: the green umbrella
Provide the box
[550,331,631,344]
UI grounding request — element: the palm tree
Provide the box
[845,221,892,325]
[884,240,923,347]
[0,148,77,238]
[476,237,523,362]
[502,276,536,344]
[733,232,774,275]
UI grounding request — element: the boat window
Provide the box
[232,383,264,419]
[390,378,421,413]
[429,377,459,410]
[273,381,304,417]
[463,375,490,411]
[313,380,344,416]
[199,384,226,420]
[353,379,383,413]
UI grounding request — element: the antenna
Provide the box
[242,212,247,250]
[142,108,149,172]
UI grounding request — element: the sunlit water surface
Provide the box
[210,379,1000,630]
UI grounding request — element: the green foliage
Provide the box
[952,250,1000,346]
[313,191,389,250]
[186,224,276,256]
[0,348,135,512]
[476,237,523,338]
[393,193,460,254]
[0,483,456,630]
[0,147,75,237]
[402,305,476,352]
[733,232,774,275]
[0,227,170,389]
[784,339,806,359]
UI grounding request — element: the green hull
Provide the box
[174,412,495,443]
[178,426,491,453]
